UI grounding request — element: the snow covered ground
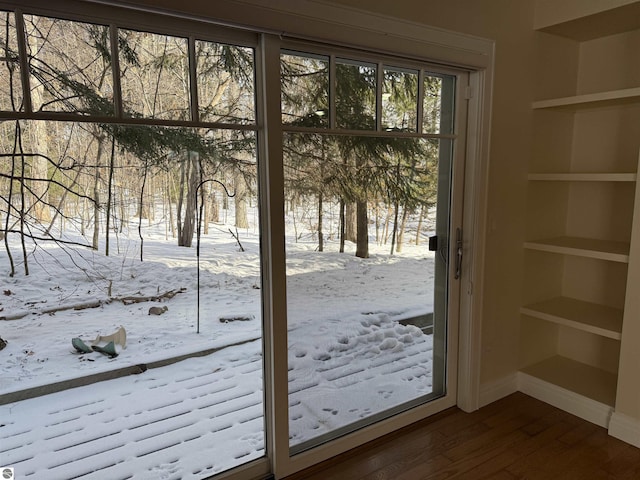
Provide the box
[0,211,436,478]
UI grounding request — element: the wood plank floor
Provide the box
[283,392,640,480]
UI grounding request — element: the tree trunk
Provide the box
[91,168,100,250]
[203,182,209,235]
[30,125,51,223]
[27,26,51,224]
[177,162,185,241]
[339,199,345,253]
[80,194,87,236]
[415,204,425,245]
[90,134,106,250]
[355,200,369,258]
[168,171,176,238]
[374,202,381,245]
[383,205,393,244]
[4,140,16,276]
[178,152,199,247]
[18,129,29,275]
[45,166,84,236]
[137,185,150,220]
[119,184,126,233]
[148,175,155,223]
[138,165,148,261]
[318,191,324,252]
[345,201,357,242]
[234,170,249,229]
[390,200,399,255]
[210,189,219,223]
[105,137,115,256]
[92,166,101,251]
[396,206,409,253]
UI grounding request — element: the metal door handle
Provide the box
[455,227,463,280]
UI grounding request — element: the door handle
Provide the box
[455,227,463,280]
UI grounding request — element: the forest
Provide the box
[0,12,448,279]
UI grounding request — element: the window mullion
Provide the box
[109,24,123,118]
[417,69,425,134]
[257,32,290,478]
[329,54,336,130]
[188,36,199,122]
[14,10,33,114]
[376,61,383,131]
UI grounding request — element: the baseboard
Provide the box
[479,373,518,408]
[609,412,640,448]
[517,372,613,428]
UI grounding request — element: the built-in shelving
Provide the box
[524,0,640,443]
[532,87,640,110]
[521,297,623,340]
[520,356,617,407]
[524,236,630,263]
[528,173,636,182]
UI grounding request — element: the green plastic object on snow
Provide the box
[72,337,93,354]
[91,341,118,358]
[72,326,125,358]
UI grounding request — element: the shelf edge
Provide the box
[528,173,637,182]
[524,241,630,263]
[533,87,640,109]
[520,306,622,340]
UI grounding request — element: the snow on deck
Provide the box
[1,314,434,480]
[0,341,265,480]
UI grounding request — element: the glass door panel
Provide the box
[0,14,265,479]
[281,50,458,452]
[283,133,453,451]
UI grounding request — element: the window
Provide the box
[0,10,265,479]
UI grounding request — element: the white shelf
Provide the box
[533,87,640,110]
[535,1,640,41]
[521,297,623,340]
[528,173,636,182]
[520,356,618,407]
[524,236,630,263]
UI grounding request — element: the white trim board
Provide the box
[480,372,640,449]
[609,412,640,448]
[517,372,613,428]
[479,374,518,408]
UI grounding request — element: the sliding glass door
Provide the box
[0,8,267,479]
[280,48,462,453]
[1,4,476,478]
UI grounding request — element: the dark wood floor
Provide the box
[284,392,640,480]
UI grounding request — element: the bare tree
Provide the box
[177,151,199,247]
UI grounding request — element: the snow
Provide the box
[0,210,437,478]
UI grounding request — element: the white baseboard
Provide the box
[479,371,640,449]
[479,373,518,408]
[517,372,613,428]
[609,412,640,448]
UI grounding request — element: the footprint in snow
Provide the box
[378,390,393,399]
[379,338,398,350]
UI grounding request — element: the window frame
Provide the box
[272,35,473,475]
